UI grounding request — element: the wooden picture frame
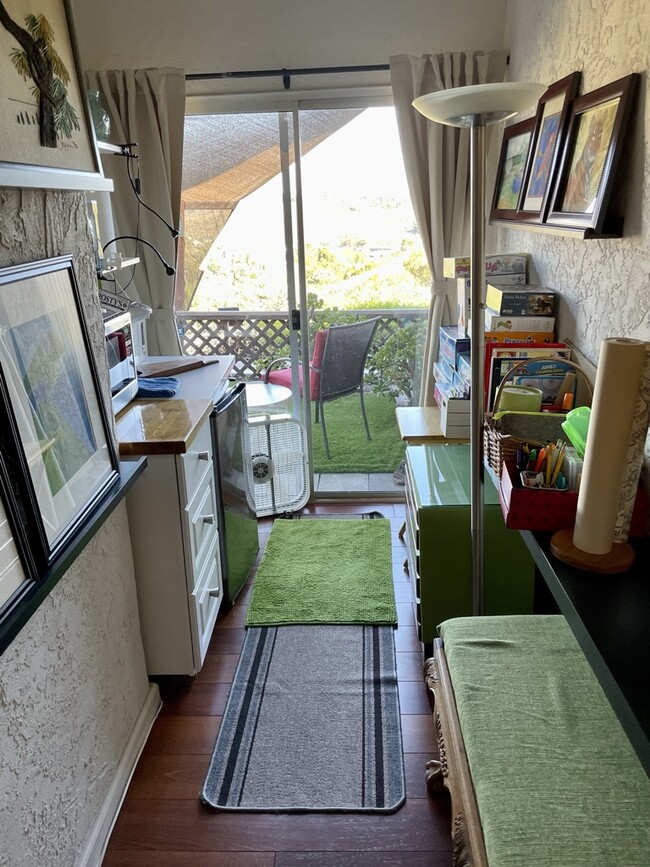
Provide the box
[490,117,534,221]
[0,0,110,191]
[0,256,119,571]
[517,72,581,223]
[546,74,638,232]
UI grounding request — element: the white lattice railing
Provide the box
[176,308,427,380]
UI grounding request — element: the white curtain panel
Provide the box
[86,68,186,356]
[389,51,508,406]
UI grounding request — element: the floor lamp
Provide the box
[413,82,545,615]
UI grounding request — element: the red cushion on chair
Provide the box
[267,330,328,398]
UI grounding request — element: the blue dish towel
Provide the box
[136,376,180,398]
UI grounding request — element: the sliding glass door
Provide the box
[178,101,426,499]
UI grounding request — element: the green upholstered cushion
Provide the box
[438,615,650,867]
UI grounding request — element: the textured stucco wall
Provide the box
[502,0,650,475]
[0,190,149,866]
[71,0,508,89]
[502,0,649,362]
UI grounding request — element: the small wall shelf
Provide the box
[491,217,623,240]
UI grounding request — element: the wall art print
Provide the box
[0,256,119,567]
[0,0,107,189]
[490,116,534,221]
[547,73,639,232]
[517,72,581,222]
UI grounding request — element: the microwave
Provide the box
[104,311,138,414]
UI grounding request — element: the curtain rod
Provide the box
[186,64,390,90]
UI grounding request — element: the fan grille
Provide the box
[248,414,309,517]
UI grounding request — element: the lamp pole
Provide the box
[411,81,546,618]
[469,123,486,616]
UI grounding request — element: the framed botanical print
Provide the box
[546,74,638,232]
[0,0,110,190]
[0,256,119,569]
[517,72,581,223]
[490,116,534,221]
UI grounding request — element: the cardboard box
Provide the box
[484,331,555,344]
[444,253,527,280]
[439,325,471,370]
[483,312,556,332]
[457,273,527,333]
[486,284,556,316]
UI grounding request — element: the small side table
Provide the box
[245,382,291,413]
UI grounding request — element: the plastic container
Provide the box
[561,406,591,459]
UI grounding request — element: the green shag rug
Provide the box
[311,394,406,474]
[245,518,397,626]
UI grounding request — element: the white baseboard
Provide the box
[77,683,162,867]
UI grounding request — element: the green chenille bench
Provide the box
[424,615,650,867]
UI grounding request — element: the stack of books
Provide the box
[481,284,557,344]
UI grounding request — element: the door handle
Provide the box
[197,451,210,461]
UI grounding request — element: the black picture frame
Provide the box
[0,256,120,575]
[546,73,639,232]
[490,117,535,221]
[517,71,581,223]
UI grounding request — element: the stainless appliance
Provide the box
[210,382,259,605]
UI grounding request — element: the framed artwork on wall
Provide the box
[546,73,639,232]
[0,0,110,190]
[490,116,535,221]
[0,256,119,570]
[516,71,581,223]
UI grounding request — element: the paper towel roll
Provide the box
[497,385,543,413]
[614,344,650,541]
[573,338,648,554]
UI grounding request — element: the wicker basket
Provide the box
[484,357,593,477]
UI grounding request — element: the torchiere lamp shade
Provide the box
[412,82,546,127]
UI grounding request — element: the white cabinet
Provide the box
[125,416,223,676]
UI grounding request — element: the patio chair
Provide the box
[263,317,380,459]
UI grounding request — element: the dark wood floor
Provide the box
[103,502,453,866]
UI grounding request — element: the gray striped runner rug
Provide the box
[201,624,405,812]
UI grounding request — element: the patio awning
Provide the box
[181,109,363,211]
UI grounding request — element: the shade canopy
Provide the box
[412,81,546,127]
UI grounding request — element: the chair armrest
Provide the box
[263,356,292,382]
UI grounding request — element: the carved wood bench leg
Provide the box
[425,758,446,794]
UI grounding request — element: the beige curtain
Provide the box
[86,68,186,356]
[390,51,508,406]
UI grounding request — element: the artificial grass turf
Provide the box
[310,393,406,474]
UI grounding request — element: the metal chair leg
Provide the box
[359,389,371,441]
[320,402,331,459]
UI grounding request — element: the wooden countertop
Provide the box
[116,398,213,455]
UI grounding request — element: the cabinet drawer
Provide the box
[178,418,213,501]
[185,470,219,577]
[191,546,222,667]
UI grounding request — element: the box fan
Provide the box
[248,414,309,517]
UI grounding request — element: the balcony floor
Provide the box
[316,472,405,494]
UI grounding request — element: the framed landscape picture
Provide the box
[490,117,534,221]
[546,74,638,231]
[517,72,581,223]
[0,0,110,190]
[0,256,119,568]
